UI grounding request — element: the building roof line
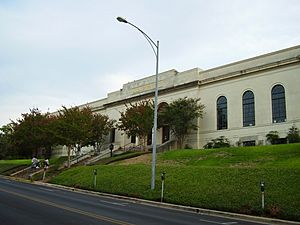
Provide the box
[199,55,300,85]
[201,45,300,73]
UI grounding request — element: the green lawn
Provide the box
[0,159,31,174]
[49,144,300,221]
[0,157,67,176]
[158,143,300,168]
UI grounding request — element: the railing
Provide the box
[122,138,176,152]
[157,139,176,152]
[85,138,176,166]
[85,148,112,165]
[10,166,31,177]
[69,153,91,165]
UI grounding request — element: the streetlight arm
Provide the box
[116,17,158,57]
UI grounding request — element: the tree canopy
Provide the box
[159,97,205,148]
[118,100,154,149]
[55,106,93,167]
[1,105,116,161]
[11,108,57,158]
[90,113,115,153]
[0,124,16,159]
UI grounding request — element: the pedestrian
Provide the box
[43,159,50,180]
[44,159,49,169]
[36,159,40,169]
[31,157,38,169]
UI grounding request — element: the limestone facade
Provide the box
[76,45,300,150]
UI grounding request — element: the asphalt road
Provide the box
[0,177,269,225]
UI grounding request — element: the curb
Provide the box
[1,175,299,225]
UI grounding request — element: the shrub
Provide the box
[267,204,281,218]
[184,144,192,149]
[266,131,279,145]
[239,205,255,215]
[203,136,230,149]
[287,125,300,143]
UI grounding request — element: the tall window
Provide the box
[110,128,116,143]
[130,135,136,143]
[217,96,228,130]
[243,91,255,127]
[271,85,286,123]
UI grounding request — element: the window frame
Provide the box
[242,90,255,127]
[271,84,287,123]
[217,96,228,130]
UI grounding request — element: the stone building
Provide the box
[62,45,300,152]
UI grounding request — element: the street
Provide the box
[0,177,268,225]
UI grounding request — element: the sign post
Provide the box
[93,169,97,189]
[161,172,166,202]
[109,144,114,157]
[260,181,265,210]
[42,168,46,180]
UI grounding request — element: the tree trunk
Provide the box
[67,145,71,168]
[143,136,147,152]
[96,142,101,154]
[177,135,185,149]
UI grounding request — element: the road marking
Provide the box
[38,187,55,192]
[222,222,238,225]
[99,199,129,206]
[0,187,134,225]
[198,219,224,224]
[1,179,12,183]
[199,219,238,224]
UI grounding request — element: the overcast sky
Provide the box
[1,0,300,126]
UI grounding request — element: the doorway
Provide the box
[162,126,170,143]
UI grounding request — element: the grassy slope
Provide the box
[0,157,66,175]
[0,159,31,174]
[50,144,300,221]
[158,144,300,168]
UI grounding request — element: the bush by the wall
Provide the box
[287,125,300,143]
[266,131,280,145]
[203,136,230,149]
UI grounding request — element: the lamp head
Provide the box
[117,17,128,23]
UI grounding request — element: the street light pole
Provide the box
[117,17,159,190]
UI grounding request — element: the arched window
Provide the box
[271,85,286,123]
[243,91,255,127]
[217,96,227,130]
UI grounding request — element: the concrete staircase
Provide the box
[85,149,113,165]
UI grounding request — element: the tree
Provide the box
[89,113,115,153]
[56,106,93,167]
[118,100,154,150]
[266,131,279,145]
[287,125,300,143]
[42,114,59,158]
[11,108,56,158]
[159,97,205,149]
[0,124,17,159]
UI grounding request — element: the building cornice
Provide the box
[199,55,300,86]
[100,80,200,109]
[203,45,300,73]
